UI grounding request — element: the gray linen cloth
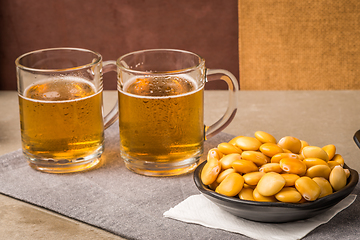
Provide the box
[0,122,359,240]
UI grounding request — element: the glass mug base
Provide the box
[122,154,201,177]
[24,146,103,174]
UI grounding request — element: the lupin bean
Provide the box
[271,152,300,163]
[238,187,255,201]
[312,177,333,198]
[241,151,269,166]
[329,165,347,191]
[327,161,341,170]
[253,188,277,202]
[259,143,284,157]
[235,137,262,151]
[243,171,265,186]
[215,173,244,197]
[281,173,300,187]
[232,159,259,174]
[208,181,219,190]
[220,153,241,170]
[275,187,302,203]
[301,146,329,162]
[259,163,282,173]
[300,140,309,152]
[332,154,344,166]
[218,142,242,155]
[277,136,302,154]
[295,177,321,201]
[216,168,237,184]
[201,149,221,185]
[306,165,331,179]
[344,168,351,178]
[279,158,307,175]
[208,148,223,160]
[302,158,328,169]
[322,144,336,160]
[254,131,277,144]
[257,172,285,196]
[228,136,244,145]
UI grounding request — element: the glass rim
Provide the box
[15,47,103,72]
[116,48,205,75]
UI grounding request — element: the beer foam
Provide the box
[22,76,98,103]
[121,75,203,99]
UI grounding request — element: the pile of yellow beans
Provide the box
[201,131,350,203]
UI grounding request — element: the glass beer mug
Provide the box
[114,49,238,176]
[16,48,118,173]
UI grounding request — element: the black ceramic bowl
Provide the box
[194,161,359,223]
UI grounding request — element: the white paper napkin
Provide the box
[164,194,356,240]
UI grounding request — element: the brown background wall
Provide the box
[239,0,360,90]
[3,0,359,91]
[0,0,239,90]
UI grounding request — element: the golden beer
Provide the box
[19,77,104,162]
[118,76,204,172]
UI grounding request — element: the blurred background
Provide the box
[0,0,239,90]
[1,0,360,90]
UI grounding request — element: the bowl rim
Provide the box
[194,160,359,209]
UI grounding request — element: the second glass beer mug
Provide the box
[116,49,238,176]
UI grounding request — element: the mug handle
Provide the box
[102,60,119,129]
[205,69,239,139]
